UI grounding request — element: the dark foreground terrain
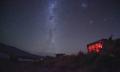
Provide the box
[0,53,120,72]
[0,38,120,72]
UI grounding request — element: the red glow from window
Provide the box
[88,42,103,53]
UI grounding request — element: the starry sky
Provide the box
[0,0,120,55]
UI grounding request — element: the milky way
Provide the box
[47,0,57,53]
[0,0,120,55]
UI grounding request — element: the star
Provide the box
[89,20,94,24]
[81,3,87,8]
[103,18,107,22]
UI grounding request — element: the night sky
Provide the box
[0,0,120,55]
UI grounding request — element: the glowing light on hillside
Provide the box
[87,41,103,53]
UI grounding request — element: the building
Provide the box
[87,37,120,56]
[87,39,106,53]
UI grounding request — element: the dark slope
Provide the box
[0,43,41,59]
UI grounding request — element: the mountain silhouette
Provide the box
[0,43,41,60]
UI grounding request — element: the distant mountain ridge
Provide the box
[0,43,41,59]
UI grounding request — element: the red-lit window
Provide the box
[87,42,103,53]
